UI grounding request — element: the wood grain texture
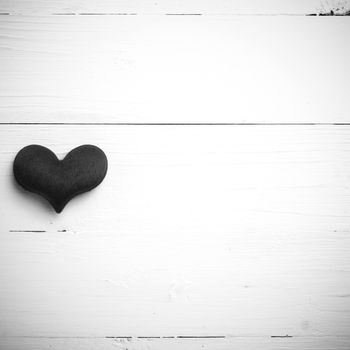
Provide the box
[1,125,350,348]
[0,0,349,15]
[0,16,349,124]
[1,0,350,348]
[1,336,350,350]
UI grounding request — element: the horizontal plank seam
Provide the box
[1,123,350,126]
[2,335,350,339]
[0,13,349,16]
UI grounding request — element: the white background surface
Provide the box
[1,1,350,349]
[0,16,349,123]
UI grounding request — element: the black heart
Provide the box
[13,145,108,213]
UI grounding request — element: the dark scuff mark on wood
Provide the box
[330,294,350,298]
[105,335,225,339]
[271,335,293,338]
[137,336,161,339]
[78,13,138,16]
[105,336,132,339]
[166,13,202,15]
[9,230,46,233]
[308,7,350,16]
[52,13,138,15]
[177,335,226,339]
[319,9,350,15]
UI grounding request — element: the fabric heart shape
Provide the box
[13,145,108,213]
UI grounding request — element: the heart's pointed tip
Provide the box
[53,204,64,214]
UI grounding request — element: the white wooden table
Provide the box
[1,1,350,349]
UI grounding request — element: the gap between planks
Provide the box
[1,335,294,339]
[9,230,66,233]
[0,12,348,16]
[2,123,350,126]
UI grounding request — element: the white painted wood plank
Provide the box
[1,125,350,343]
[1,336,350,350]
[0,16,349,123]
[0,0,349,15]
